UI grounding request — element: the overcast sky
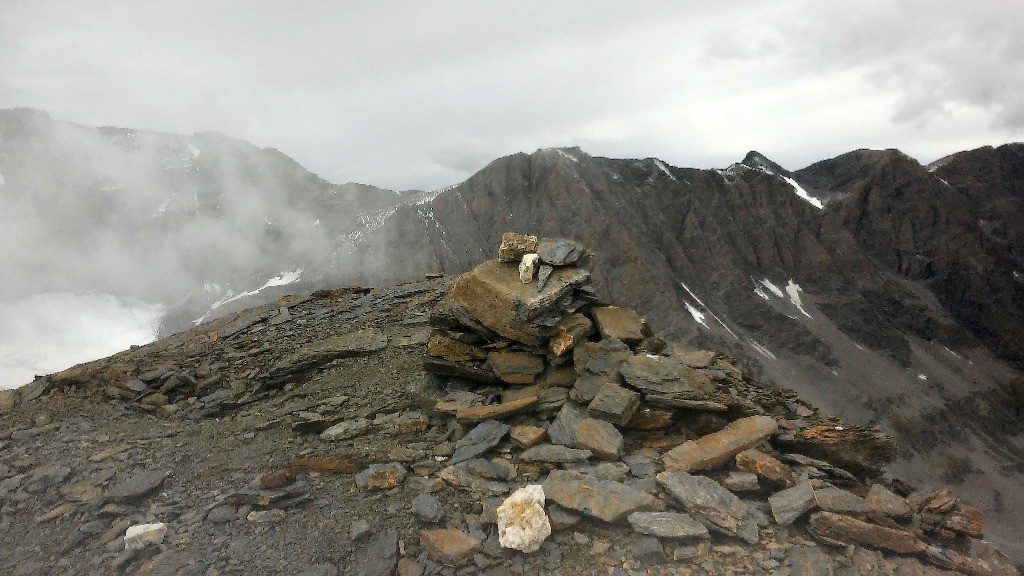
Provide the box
[2,0,1022,191]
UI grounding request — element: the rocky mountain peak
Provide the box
[740,150,788,176]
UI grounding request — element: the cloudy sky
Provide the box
[1,1,1022,191]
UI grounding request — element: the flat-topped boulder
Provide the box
[451,259,590,345]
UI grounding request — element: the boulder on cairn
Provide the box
[409,233,1017,574]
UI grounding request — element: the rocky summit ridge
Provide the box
[0,234,1019,576]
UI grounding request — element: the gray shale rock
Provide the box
[769,482,817,526]
[519,444,592,463]
[105,470,167,502]
[627,511,710,539]
[449,420,511,465]
[656,471,760,544]
[542,469,661,522]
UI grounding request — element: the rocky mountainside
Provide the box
[0,238,1018,575]
[0,107,435,335]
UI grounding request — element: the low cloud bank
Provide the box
[0,292,164,389]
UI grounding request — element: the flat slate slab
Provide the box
[105,470,167,502]
[450,420,511,464]
[657,471,759,544]
[627,511,709,539]
[542,469,660,522]
[451,259,590,345]
[662,415,778,472]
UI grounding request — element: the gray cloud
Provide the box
[0,1,1022,187]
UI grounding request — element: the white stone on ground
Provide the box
[496,484,550,552]
[124,522,167,550]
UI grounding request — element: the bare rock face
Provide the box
[808,511,926,554]
[496,485,550,553]
[662,416,779,472]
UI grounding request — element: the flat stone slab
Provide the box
[451,259,590,345]
[735,448,796,487]
[105,470,167,502]
[268,328,388,384]
[547,402,587,446]
[865,484,912,519]
[487,351,545,384]
[537,237,585,266]
[542,469,661,522]
[590,306,645,345]
[808,511,926,554]
[456,396,537,422]
[419,528,482,566]
[662,415,778,472]
[574,418,624,461]
[657,471,759,544]
[620,355,716,404]
[450,420,511,464]
[519,444,592,463]
[814,487,870,514]
[627,511,709,539]
[769,482,817,526]
[587,383,640,426]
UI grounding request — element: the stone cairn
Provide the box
[412,232,1015,574]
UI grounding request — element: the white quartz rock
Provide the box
[124,522,167,550]
[496,484,550,553]
[519,253,539,284]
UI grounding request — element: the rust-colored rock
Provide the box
[590,306,646,345]
[662,416,778,472]
[735,449,796,487]
[427,334,487,362]
[510,425,547,448]
[488,351,545,385]
[419,528,482,566]
[808,511,926,554]
[548,314,595,357]
[258,468,298,489]
[774,425,896,476]
[498,232,538,262]
[626,407,676,430]
[456,396,538,422]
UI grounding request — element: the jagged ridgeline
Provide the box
[0,234,1018,575]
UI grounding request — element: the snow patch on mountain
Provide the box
[760,278,785,298]
[782,176,824,209]
[684,302,708,328]
[680,282,738,339]
[653,159,678,181]
[200,268,301,317]
[785,280,812,318]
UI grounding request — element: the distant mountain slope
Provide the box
[0,107,434,330]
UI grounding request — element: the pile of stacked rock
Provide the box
[409,233,1014,575]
